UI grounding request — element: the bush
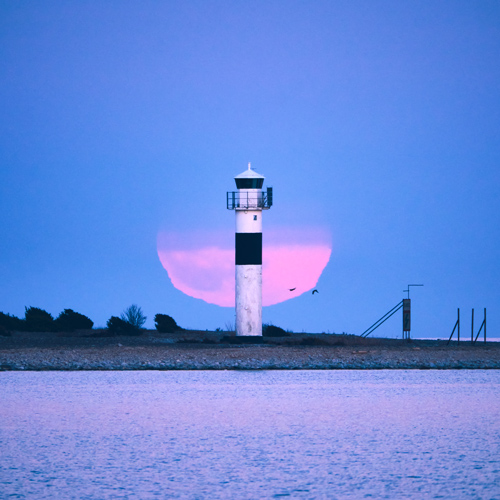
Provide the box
[154,314,182,333]
[24,307,54,332]
[0,312,25,332]
[106,316,141,336]
[54,309,94,332]
[120,304,147,329]
[262,324,290,337]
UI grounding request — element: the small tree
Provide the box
[154,314,182,333]
[54,309,94,332]
[24,307,54,332]
[106,316,140,336]
[121,304,147,329]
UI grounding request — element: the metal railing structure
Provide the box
[226,188,273,210]
[361,301,403,338]
[448,307,487,344]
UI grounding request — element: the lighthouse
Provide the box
[227,163,273,336]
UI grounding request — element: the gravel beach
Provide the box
[1,330,499,370]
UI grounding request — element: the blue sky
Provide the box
[1,1,499,338]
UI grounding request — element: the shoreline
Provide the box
[1,330,499,371]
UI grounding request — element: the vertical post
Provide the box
[402,299,411,341]
[471,308,474,343]
[457,308,460,344]
[484,308,487,343]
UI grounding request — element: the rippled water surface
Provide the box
[1,370,500,499]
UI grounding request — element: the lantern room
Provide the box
[227,163,273,210]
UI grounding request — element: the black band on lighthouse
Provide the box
[235,233,262,265]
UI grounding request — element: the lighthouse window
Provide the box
[253,215,257,221]
[235,178,264,189]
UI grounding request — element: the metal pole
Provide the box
[457,308,460,344]
[484,308,487,343]
[471,308,474,343]
[361,301,403,337]
[447,319,458,344]
[474,319,485,344]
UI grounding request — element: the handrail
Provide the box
[227,191,272,210]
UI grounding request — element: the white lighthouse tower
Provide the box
[227,163,273,336]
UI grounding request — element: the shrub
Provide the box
[120,304,147,329]
[154,314,182,333]
[24,307,54,332]
[54,309,94,332]
[0,312,25,332]
[262,324,290,337]
[106,316,141,336]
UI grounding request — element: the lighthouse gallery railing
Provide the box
[226,189,273,210]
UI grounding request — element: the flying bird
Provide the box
[312,289,319,294]
[289,287,296,291]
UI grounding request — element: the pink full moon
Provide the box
[157,227,332,307]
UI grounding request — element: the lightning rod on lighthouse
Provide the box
[227,163,273,336]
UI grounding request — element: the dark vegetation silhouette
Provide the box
[154,314,182,333]
[106,316,141,336]
[262,324,291,337]
[24,306,54,332]
[0,312,24,333]
[120,304,147,329]
[54,309,93,332]
[1,308,93,333]
[0,307,291,338]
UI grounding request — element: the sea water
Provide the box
[1,370,499,499]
